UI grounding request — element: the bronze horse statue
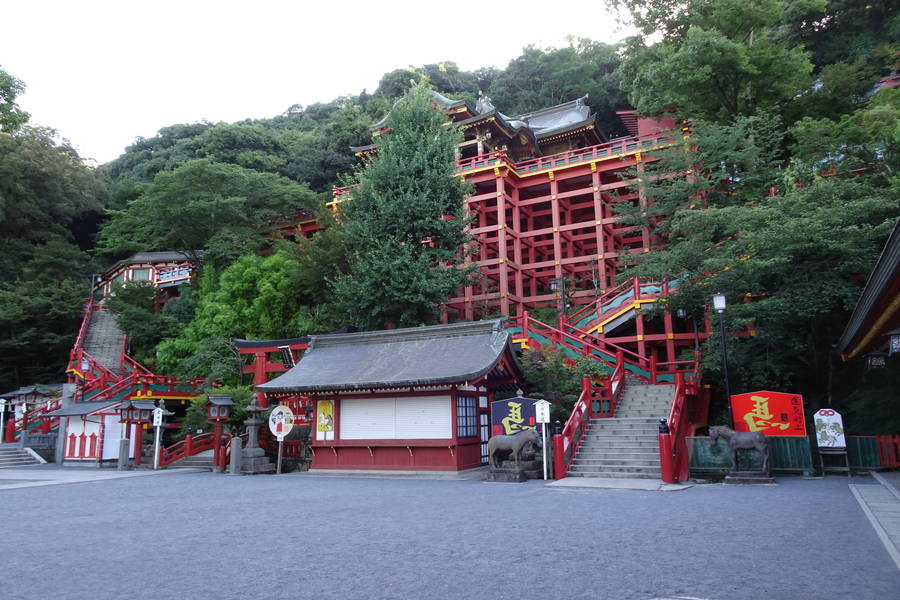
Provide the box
[709,426,770,474]
[488,429,542,469]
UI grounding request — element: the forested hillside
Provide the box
[0,0,897,429]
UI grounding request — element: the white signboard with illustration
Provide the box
[814,409,846,448]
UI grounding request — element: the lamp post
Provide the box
[205,394,234,473]
[550,276,568,317]
[118,400,155,467]
[712,293,733,426]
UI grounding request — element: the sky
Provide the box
[2,1,630,164]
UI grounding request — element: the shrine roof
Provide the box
[837,216,900,359]
[125,251,202,264]
[0,384,63,399]
[365,92,597,145]
[48,400,120,417]
[256,319,521,394]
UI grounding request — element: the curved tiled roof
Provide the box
[257,319,520,393]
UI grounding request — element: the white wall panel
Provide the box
[395,396,451,439]
[339,396,451,440]
[341,398,395,439]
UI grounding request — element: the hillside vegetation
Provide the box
[0,0,897,429]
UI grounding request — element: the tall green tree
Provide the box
[618,0,814,122]
[618,89,900,409]
[332,84,475,330]
[95,158,318,268]
[0,67,29,133]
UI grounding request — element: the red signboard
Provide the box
[730,390,806,436]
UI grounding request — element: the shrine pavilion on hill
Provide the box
[257,319,522,471]
[352,91,605,162]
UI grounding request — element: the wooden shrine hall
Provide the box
[256,319,522,471]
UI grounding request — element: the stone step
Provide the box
[566,470,661,479]
[570,462,661,471]
[583,435,658,443]
[581,438,659,452]
[575,450,660,459]
[572,458,659,471]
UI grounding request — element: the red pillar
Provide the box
[132,423,142,466]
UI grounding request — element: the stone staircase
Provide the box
[0,446,45,469]
[567,383,674,479]
[82,309,127,374]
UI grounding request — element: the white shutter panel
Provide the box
[340,398,395,439]
[394,396,451,439]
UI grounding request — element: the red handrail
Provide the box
[877,435,900,468]
[510,132,674,175]
[158,431,231,468]
[72,297,95,350]
[551,378,594,479]
[518,313,653,382]
[659,361,701,483]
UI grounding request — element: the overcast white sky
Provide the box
[2,1,629,164]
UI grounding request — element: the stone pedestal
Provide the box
[485,459,543,483]
[241,401,275,474]
[725,470,775,484]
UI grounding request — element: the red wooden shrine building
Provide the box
[257,320,522,471]
[339,91,707,379]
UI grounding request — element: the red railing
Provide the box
[72,297,96,351]
[4,397,63,442]
[158,432,230,468]
[510,132,674,176]
[518,311,650,380]
[658,361,701,483]
[552,378,595,479]
[564,277,680,335]
[877,435,900,468]
[517,312,700,386]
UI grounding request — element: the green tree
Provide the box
[618,92,899,407]
[619,0,814,122]
[0,67,29,133]
[331,84,475,329]
[156,249,339,377]
[105,282,179,367]
[176,385,254,439]
[95,158,318,268]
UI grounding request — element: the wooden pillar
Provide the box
[635,309,647,360]
[496,178,510,315]
[663,309,677,364]
[511,185,523,313]
[132,423,142,466]
[550,174,562,282]
[635,156,651,252]
[591,165,609,291]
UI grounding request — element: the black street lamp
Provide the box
[712,292,733,426]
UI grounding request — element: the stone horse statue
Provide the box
[488,429,541,469]
[709,426,770,474]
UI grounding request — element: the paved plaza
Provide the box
[1,467,899,600]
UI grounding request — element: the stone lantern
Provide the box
[204,394,234,472]
[118,400,156,467]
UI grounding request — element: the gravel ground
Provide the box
[1,473,898,600]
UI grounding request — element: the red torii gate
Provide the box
[234,337,309,408]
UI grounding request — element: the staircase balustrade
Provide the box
[158,432,231,468]
[551,378,595,480]
[658,364,700,483]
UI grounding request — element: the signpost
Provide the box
[152,407,164,470]
[268,405,295,474]
[0,399,6,444]
[534,399,551,480]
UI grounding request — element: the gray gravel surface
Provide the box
[1,473,898,600]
